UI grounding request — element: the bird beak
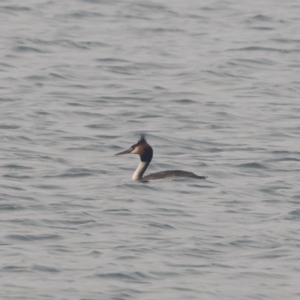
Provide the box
[115,148,132,156]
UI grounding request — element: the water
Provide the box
[1,0,300,299]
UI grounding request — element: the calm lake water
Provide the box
[1,0,300,299]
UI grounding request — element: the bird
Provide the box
[115,135,206,181]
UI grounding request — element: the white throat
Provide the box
[132,161,149,180]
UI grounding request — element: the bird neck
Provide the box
[132,160,150,180]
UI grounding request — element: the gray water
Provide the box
[1,0,300,299]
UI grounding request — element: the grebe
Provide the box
[115,135,206,181]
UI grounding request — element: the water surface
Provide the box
[1,0,300,299]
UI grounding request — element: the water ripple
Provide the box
[6,234,62,241]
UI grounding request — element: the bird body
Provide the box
[115,135,206,181]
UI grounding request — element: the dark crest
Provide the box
[131,134,147,149]
[138,134,146,144]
